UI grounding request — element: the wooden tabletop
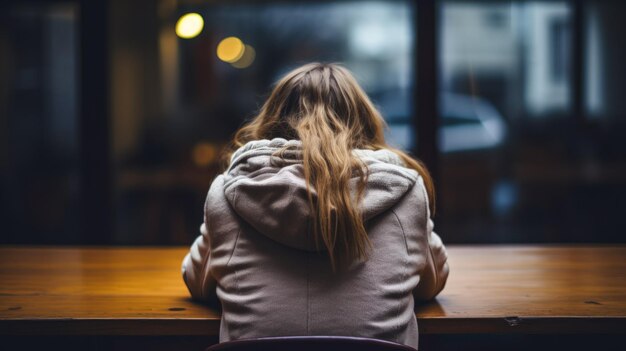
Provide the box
[1,246,625,336]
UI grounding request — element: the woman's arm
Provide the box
[181,222,218,304]
[413,217,449,301]
[412,177,450,301]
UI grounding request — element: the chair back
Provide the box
[205,335,417,351]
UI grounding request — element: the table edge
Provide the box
[1,316,625,336]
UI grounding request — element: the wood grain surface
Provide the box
[1,246,625,335]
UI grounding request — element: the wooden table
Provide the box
[1,246,625,338]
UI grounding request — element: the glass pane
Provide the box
[110,0,414,244]
[438,0,626,243]
[585,0,626,119]
[0,2,80,244]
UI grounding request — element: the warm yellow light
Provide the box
[231,45,256,69]
[192,142,217,167]
[217,37,245,63]
[176,13,204,39]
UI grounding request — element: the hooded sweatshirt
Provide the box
[182,138,449,349]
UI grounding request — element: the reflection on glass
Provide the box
[440,93,507,153]
[585,1,626,119]
[111,1,414,244]
[439,1,626,244]
[440,1,571,128]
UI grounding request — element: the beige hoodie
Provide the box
[182,138,449,348]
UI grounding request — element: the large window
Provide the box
[438,0,626,243]
[2,0,625,245]
[0,2,80,244]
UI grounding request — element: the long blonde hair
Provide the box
[224,62,435,268]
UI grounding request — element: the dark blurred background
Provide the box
[1,0,625,246]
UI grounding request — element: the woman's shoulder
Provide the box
[202,174,233,226]
[388,174,431,230]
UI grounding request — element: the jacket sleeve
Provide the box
[413,179,450,301]
[181,222,218,303]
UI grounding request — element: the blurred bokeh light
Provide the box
[217,36,245,63]
[231,45,256,69]
[192,142,217,168]
[175,13,204,39]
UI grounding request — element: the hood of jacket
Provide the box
[222,138,419,252]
